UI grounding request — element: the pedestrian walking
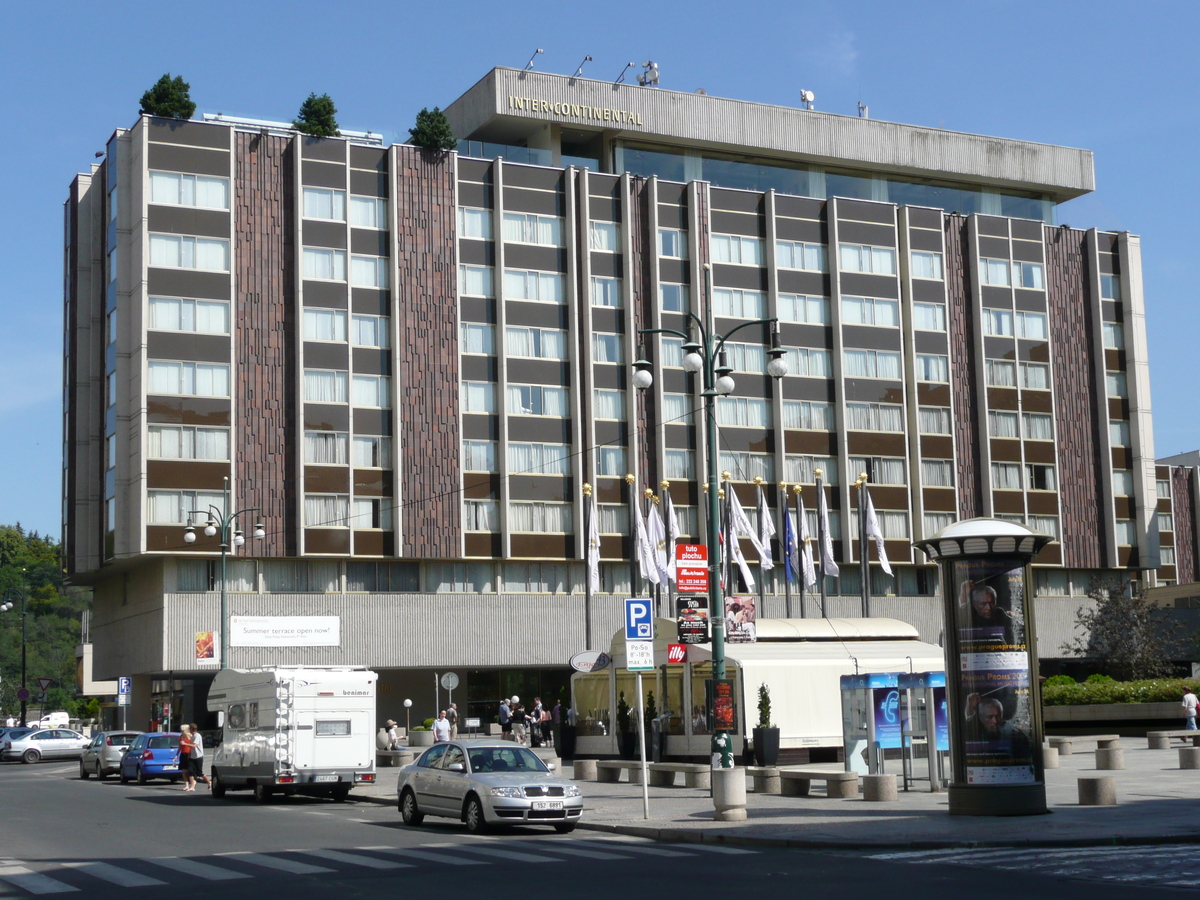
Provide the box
[188,722,211,791]
[178,724,195,792]
[1184,687,1199,731]
[499,698,512,741]
[432,710,452,742]
[529,698,544,747]
[512,700,528,746]
[447,703,459,740]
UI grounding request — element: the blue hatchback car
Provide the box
[119,732,183,784]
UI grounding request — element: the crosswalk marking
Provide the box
[147,857,251,881]
[360,847,484,866]
[689,844,758,855]
[302,849,411,870]
[0,865,78,895]
[428,844,565,864]
[216,852,334,875]
[503,842,631,861]
[60,862,164,888]
[574,839,694,858]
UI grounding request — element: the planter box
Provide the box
[408,730,435,747]
[1044,702,1182,723]
[752,727,780,767]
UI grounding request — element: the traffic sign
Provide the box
[625,639,655,672]
[16,687,30,701]
[117,676,132,696]
[624,598,654,640]
[667,643,687,664]
[675,544,709,593]
[440,672,460,691]
[36,677,52,692]
[118,693,130,707]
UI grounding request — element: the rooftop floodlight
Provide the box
[637,61,660,87]
[715,351,735,395]
[524,48,544,70]
[574,55,593,77]
[616,62,636,84]
[632,349,654,391]
[800,89,815,110]
[183,526,197,544]
[766,324,789,378]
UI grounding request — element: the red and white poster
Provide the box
[675,543,709,593]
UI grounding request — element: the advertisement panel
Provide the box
[195,631,218,666]
[724,595,757,643]
[712,678,736,731]
[675,544,709,593]
[872,686,903,750]
[676,595,709,644]
[229,616,340,648]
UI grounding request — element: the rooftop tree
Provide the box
[409,107,456,151]
[294,93,340,138]
[139,74,196,120]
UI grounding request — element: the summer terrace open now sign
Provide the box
[229,616,341,648]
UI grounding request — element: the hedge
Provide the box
[1042,678,1200,706]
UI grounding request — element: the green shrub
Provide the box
[1043,677,1200,706]
[1043,675,1076,687]
[410,726,428,732]
[422,717,434,729]
[409,107,456,151]
[294,93,340,137]
[140,74,196,119]
[616,691,631,733]
[758,683,773,728]
[1085,673,1116,684]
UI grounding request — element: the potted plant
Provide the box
[409,718,436,747]
[752,683,780,766]
[616,691,637,760]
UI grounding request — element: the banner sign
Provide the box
[872,686,903,750]
[676,595,709,644]
[675,544,709,593]
[195,631,218,665]
[569,650,612,673]
[713,678,736,731]
[724,595,757,643]
[667,643,687,664]
[229,616,341,648]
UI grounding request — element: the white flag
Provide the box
[664,493,681,582]
[728,487,768,562]
[587,494,601,592]
[817,482,840,578]
[724,490,756,591]
[635,503,660,585]
[647,503,671,586]
[863,488,893,576]
[756,485,776,571]
[796,494,817,588]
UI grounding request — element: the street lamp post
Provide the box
[1,574,28,726]
[634,264,788,770]
[182,477,264,670]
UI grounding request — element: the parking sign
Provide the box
[624,598,654,641]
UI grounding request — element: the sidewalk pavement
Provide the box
[353,740,1200,850]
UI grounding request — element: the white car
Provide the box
[2,729,90,763]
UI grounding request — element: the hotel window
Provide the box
[915,354,950,382]
[988,411,1019,438]
[1017,312,1048,340]
[778,294,829,324]
[504,213,563,247]
[1103,322,1125,350]
[352,498,393,530]
[302,247,346,281]
[1026,464,1057,491]
[352,315,389,348]
[924,512,955,537]
[1157,479,1171,499]
[458,207,492,239]
[460,265,494,297]
[507,384,567,417]
[148,426,229,461]
[598,504,629,534]
[462,440,496,472]
[463,500,499,532]
[1158,512,1174,533]
[784,455,837,485]
[511,442,571,476]
[1028,515,1059,540]
[106,373,117,406]
[594,389,625,420]
[507,326,567,360]
[674,505,699,536]
[717,397,772,428]
[304,369,348,403]
[659,228,687,259]
[714,288,765,319]
[1106,371,1128,398]
[1012,261,1045,289]
[719,451,774,482]
[592,333,624,364]
[783,400,834,431]
[352,435,392,468]
[505,269,564,303]
[839,244,896,275]
[861,510,909,539]
[302,187,346,220]
[842,296,899,327]
[150,234,230,272]
[352,375,390,408]
[845,349,902,380]
[662,338,683,367]
[776,241,826,271]
[147,490,224,525]
[591,276,622,308]
[148,297,229,334]
[1108,420,1130,446]
[663,393,694,425]
[1160,546,1176,566]
[1034,569,1070,596]
[910,250,943,280]
[664,449,695,479]
[596,446,626,477]
[983,308,1014,336]
[1101,274,1121,301]
[462,381,495,413]
[1020,362,1050,390]
[588,221,619,252]
[725,342,766,372]
[510,502,573,533]
[851,456,907,485]
[303,308,347,342]
[985,359,1017,387]
[1115,519,1136,546]
[804,509,842,539]
[1112,469,1135,496]
[912,302,947,332]
[980,258,1011,286]
[303,431,348,465]
[461,323,495,355]
[712,234,763,266]
[351,255,389,289]
[305,494,350,528]
[660,282,689,313]
[501,562,577,594]
[919,406,952,434]
[846,402,903,432]
[921,459,954,487]
[991,462,1022,490]
[1022,412,1054,441]
[150,171,230,210]
[148,361,230,397]
[350,196,388,230]
[107,308,117,344]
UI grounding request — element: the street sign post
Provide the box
[623,598,654,821]
[16,687,30,701]
[117,676,131,728]
[36,677,52,692]
[625,640,655,671]
[440,672,460,713]
[624,598,654,640]
[675,544,709,593]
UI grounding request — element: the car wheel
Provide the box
[21,749,40,764]
[79,760,90,779]
[137,766,148,785]
[331,784,350,803]
[253,782,273,804]
[96,762,107,780]
[554,822,577,834]
[400,788,424,826]
[119,768,130,784]
[211,770,226,798]
[464,796,488,834]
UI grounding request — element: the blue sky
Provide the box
[2,0,1197,537]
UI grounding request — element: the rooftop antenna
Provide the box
[800,90,815,110]
[857,101,869,118]
[524,48,544,70]
[637,61,660,86]
[615,62,636,84]
[573,55,593,77]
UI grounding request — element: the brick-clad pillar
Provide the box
[944,214,982,519]
[1172,468,1197,584]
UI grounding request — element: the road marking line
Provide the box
[685,845,758,855]
[214,852,333,875]
[508,843,631,860]
[0,865,79,895]
[427,844,563,864]
[60,862,165,887]
[360,847,484,866]
[573,839,694,857]
[147,857,251,881]
[302,850,411,870]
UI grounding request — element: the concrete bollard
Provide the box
[395,751,414,767]
[1055,740,1073,756]
[752,769,781,794]
[861,773,898,801]
[572,759,598,781]
[1043,746,1059,769]
[1078,776,1116,806]
[1179,747,1200,769]
[712,767,747,822]
[1095,747,1125,770]
[1148,733,1171,750]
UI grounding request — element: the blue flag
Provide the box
[783,504,797,584]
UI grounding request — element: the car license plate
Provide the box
[531,800,563,811]
[313,775,339,783]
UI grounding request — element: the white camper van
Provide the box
[206,666,378,802]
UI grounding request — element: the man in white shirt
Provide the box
[1183,688,1198,731]
[432,710,452,742]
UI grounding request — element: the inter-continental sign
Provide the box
[508,96,645,126]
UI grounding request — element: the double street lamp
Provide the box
[1,574,27,726]
[182,477,264,670]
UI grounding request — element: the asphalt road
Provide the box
[1,759,1191,898]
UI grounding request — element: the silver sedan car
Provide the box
[78,731,141,779]
[1,729,90,763]
[397,740,583,834]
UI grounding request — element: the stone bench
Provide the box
[647,762,711,789]
[1047,734,1120,755]
[746,766,781,794]
[780,769,859,799]
[376,749,414,768]
[595,760,645,784]
[1147,730,1200,750]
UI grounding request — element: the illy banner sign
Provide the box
[675,544,709,593]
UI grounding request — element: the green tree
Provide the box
[139,74,197,120]
[408,107,456,152]
[294,93,340,137]
[1063,575,1185,681]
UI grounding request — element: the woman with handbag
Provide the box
[178,724,195,792]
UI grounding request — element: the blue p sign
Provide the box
[118,677,131,696]
[625,598,654,641]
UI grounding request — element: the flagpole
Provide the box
[815,469,828,619]
[856,472,870,618]
[625,473,639,596]
[645,487,659,618]
[779,480,792,618]
[793,484,807,618]
[661,480,674,622]
[583,483,594,649]
[753,477,766,614]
